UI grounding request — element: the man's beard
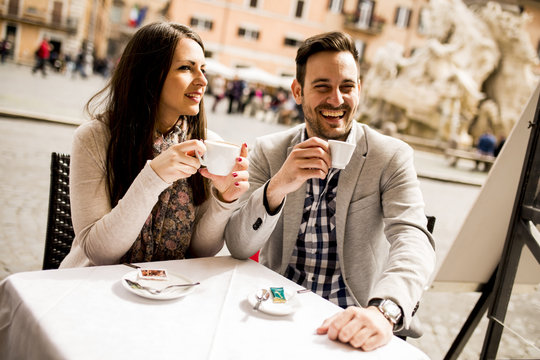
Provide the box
[302,103,353,140]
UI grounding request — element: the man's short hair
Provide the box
[295,31,360,87]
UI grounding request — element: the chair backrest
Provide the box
[426,215,436,234]
[43,153,74,270]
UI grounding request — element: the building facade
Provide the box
[0,0,94,65]
[0,0,169,66]
[166,0,540,80]
[164,0,443,78]
[167,0,331,78]
[106,0,168,60]
[2,0,539,77]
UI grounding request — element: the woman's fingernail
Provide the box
[234,182,239,186]
[232,172,238,177]
[237,157,242,162]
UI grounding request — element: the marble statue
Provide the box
[473,2,540,141]
[359,0,539,146]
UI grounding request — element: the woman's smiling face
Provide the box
[157,37,208,132]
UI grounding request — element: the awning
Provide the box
[205,58,235,79]
[234,67,293,89]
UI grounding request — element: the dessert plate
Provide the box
[121,270,197,300]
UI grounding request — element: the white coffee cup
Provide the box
[328,140,356,169]
[197,140,240,176]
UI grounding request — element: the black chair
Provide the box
[426,215,436,234]
[43,153,75,270]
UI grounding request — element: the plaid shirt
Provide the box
[284,133,356,308]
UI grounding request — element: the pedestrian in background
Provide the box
[494,135,506,157]
[0,38,11,63]
[60,22,250,268]
[475,129,497,171]
[72,50,87,79]
[31,37,52,76]
[245,84,265,117]
[476,129,496,157]
[63,53,74,76]
[210,74,226,112]
[226,76,245,114]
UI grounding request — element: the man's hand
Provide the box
[316,306,393,351]
[266,137,331,211]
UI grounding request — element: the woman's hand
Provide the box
[199,143,249,203]
[150,140,206,183]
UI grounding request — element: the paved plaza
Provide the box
[0,62,538,359]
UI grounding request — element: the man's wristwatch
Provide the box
[369,298,403,329]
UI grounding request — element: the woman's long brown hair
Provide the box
[86,22,209,207]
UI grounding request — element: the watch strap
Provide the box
[368,298,383,307]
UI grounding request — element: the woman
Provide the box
[60,22,249,268]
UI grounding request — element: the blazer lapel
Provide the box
[335,124,368,252]
[279,124,369,274]
[281,131,306,273]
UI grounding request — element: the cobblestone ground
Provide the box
[0,118,74,277]
[0,63,539,359]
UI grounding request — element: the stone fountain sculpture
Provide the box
[474,2,540,140]
[359,0,539,147]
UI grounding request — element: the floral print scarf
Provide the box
[121,121,196,263]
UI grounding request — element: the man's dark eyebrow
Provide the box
[311,78,357,85]
[311,78,330,84]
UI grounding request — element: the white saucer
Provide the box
[121,270,197,300]
[247,288,299,315]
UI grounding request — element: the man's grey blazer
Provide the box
[225,122,436,336]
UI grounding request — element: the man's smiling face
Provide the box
[292,50,361,141]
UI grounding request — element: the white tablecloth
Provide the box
[0,256,430,360]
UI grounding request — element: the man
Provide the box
[474,129,497,171]
[0,38,11,63]
[32,37,52,76]
[225,32,435,351]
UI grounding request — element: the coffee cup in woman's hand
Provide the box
[199,142,249,203]
[196,140,241,176]
[150,139,206,183]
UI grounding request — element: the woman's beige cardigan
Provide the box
[61,120,238,268]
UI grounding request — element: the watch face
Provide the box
[381,300,401,318]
